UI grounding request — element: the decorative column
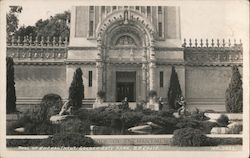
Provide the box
[141,45,148,100]
[149,40,156,91]
[96,41,103,92]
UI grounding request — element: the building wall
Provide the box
[185,66,243,111]
[15,65,67,99]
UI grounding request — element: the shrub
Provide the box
[7,134,98,147]
[121,111,143,129]
[36,93,63,122]
[40,133,97,147]
[68,68,84,110]
[97,90,105,100]
[216,114,229,127]
[176,118,216,134]
[141,115,178,133]
[59,118,90,134]
[167,66,182,110]
[225,65,243,113]
[7,93,63,135]
[89,108,120,127]
[7,139,42,147]
[6,57,16,114]
[190,111,210,121]
[135,100,146,111]
[172,127,210,146]
[148,90,157,98]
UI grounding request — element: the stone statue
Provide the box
[59,100,72,116]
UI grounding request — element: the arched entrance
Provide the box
[95,9,157,102]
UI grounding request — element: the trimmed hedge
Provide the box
[40,133,97,147]
[172,127,210,146]
[7,133,98,147]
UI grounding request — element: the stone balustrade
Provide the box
[7,36,69,61]
[7,35,69,47]
[182,38,243,66]
[182,38,242,48]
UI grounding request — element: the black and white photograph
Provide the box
[1,0,249,158]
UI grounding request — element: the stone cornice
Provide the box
[13,61,65,65]
[67,46,97,50]
[65,60,96,65]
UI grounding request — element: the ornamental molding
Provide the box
[96,9,156,44]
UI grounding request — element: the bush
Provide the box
[36,93,63,122]
[225,65,243,113]
[6,57,16,114]
[7,134,98,147]
[168,66,182,110]
[7,139,42,147]
[172,127,210,146]
[176,118,216,134]
[217,114,229,127]
[121,111,143,129]
[135,100,146,111]
[68,68,84,110]
[148,90,157,98]
[40,133,97,147]
[59,118,90,134]
[190,111,210,121]
[141,114,178,133]
[97,90,105,100]
[7,93,63,135]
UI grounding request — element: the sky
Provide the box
[5,0,249,49]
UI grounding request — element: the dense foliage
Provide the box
[39,133,96,147]
[7,94,62,135]
[68,68,84,110]
[13,11,70,40]
[225,65,243,113]
[167,66,182,110]
[172,127,210,146]
[6,6,22,37]
[7,133,97,147]
[6,57,16,114]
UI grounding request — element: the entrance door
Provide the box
[116,82,135,102]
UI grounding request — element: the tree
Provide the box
[35,11,70,38]
[10,10,70,39]
[6,57,16,114]
[167,66,182,110]
[225,65,243,113]
[68,68,84,110]
[6,6,22,37]
[15,25,37,39]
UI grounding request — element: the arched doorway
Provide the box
[96,9,156,102]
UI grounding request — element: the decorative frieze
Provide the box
[7,36,68,61]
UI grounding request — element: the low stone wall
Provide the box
[6,134,242,146]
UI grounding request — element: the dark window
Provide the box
[147,6,151,14]
[101,6,105,13]
[158,6,162,14]
[89,20,94,37]
[158,22,162,37]
[112,6,117,10]
[124,6,128,9]
[89,71,92,87]
[135,6,140,10]
[90,6,94,12]
[160,71,164,87]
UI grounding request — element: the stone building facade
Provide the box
[7,6,243,112]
